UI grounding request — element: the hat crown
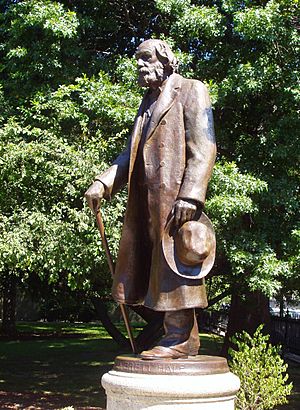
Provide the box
[175,221,212,266]
[162,212,216,279]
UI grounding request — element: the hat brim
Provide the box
[162,212,216,280]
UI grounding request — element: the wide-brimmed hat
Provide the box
[162,212,216,279]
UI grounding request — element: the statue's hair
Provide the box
[136,39,179,74]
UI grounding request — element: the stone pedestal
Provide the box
[101,355,240,410]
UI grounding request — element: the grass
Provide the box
[0,322,119,408]
[0,322,223,409]
[0,322,298,409]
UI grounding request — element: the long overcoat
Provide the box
[98,73,216,311]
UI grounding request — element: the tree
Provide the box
[0,0,140,334]
[0,1,298,349]
[153,0,299,348]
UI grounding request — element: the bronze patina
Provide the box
[85,39,216,360]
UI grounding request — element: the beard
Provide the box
[138,63,165,88]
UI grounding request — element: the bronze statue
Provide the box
[85,39,216,360]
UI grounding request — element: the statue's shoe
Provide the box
[138,345,198,360]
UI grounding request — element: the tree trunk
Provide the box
[91,296,129,347]
[279,291,284,318]
[221,289,271,356]
[130,304,164,324]
[91,297,165,351]
[1,274,17,335]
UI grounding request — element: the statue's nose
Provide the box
[137,58,145,68]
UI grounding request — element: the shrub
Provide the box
[229,324,293,410]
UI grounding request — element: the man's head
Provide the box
[135,39,178,89]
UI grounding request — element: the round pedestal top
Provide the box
[113,354,229,376]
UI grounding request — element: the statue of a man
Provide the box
[85,39,216,360]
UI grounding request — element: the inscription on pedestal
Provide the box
[113,354,229,376]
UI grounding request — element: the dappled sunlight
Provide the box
[1,322,298,408]
[0,390,105,410]
[81,360,114,367]
[0,323,121,407]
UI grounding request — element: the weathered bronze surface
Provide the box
[85,39,216,359]
[113,354,229,375]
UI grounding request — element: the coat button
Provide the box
[161,119,167,125]
[160,183,166,189]
[160,142,165,148]
[160,161,165,167]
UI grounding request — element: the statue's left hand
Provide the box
[173,199,198,227]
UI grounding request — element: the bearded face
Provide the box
[136,46,165,89]
[137,60,165,88]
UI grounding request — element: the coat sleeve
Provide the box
[178,80,216,205]
[95,143,130,200]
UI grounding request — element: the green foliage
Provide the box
[1,0,81,97]
[11,1,78,38]
[207,162,267,224]
[0,1,140,294]
[0,69,135,291]
[229,325,293,410]
[156,0,225,40]
[0,0,299,316]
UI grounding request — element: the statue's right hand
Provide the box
[84,180,106,214]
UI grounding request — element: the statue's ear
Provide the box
[155,43,178,74]
[156,43,169,65]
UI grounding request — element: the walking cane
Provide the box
[95,208,137,354]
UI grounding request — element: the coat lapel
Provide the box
[128,73,182,190]
[128,92,148,191]
[145,73,182,141]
